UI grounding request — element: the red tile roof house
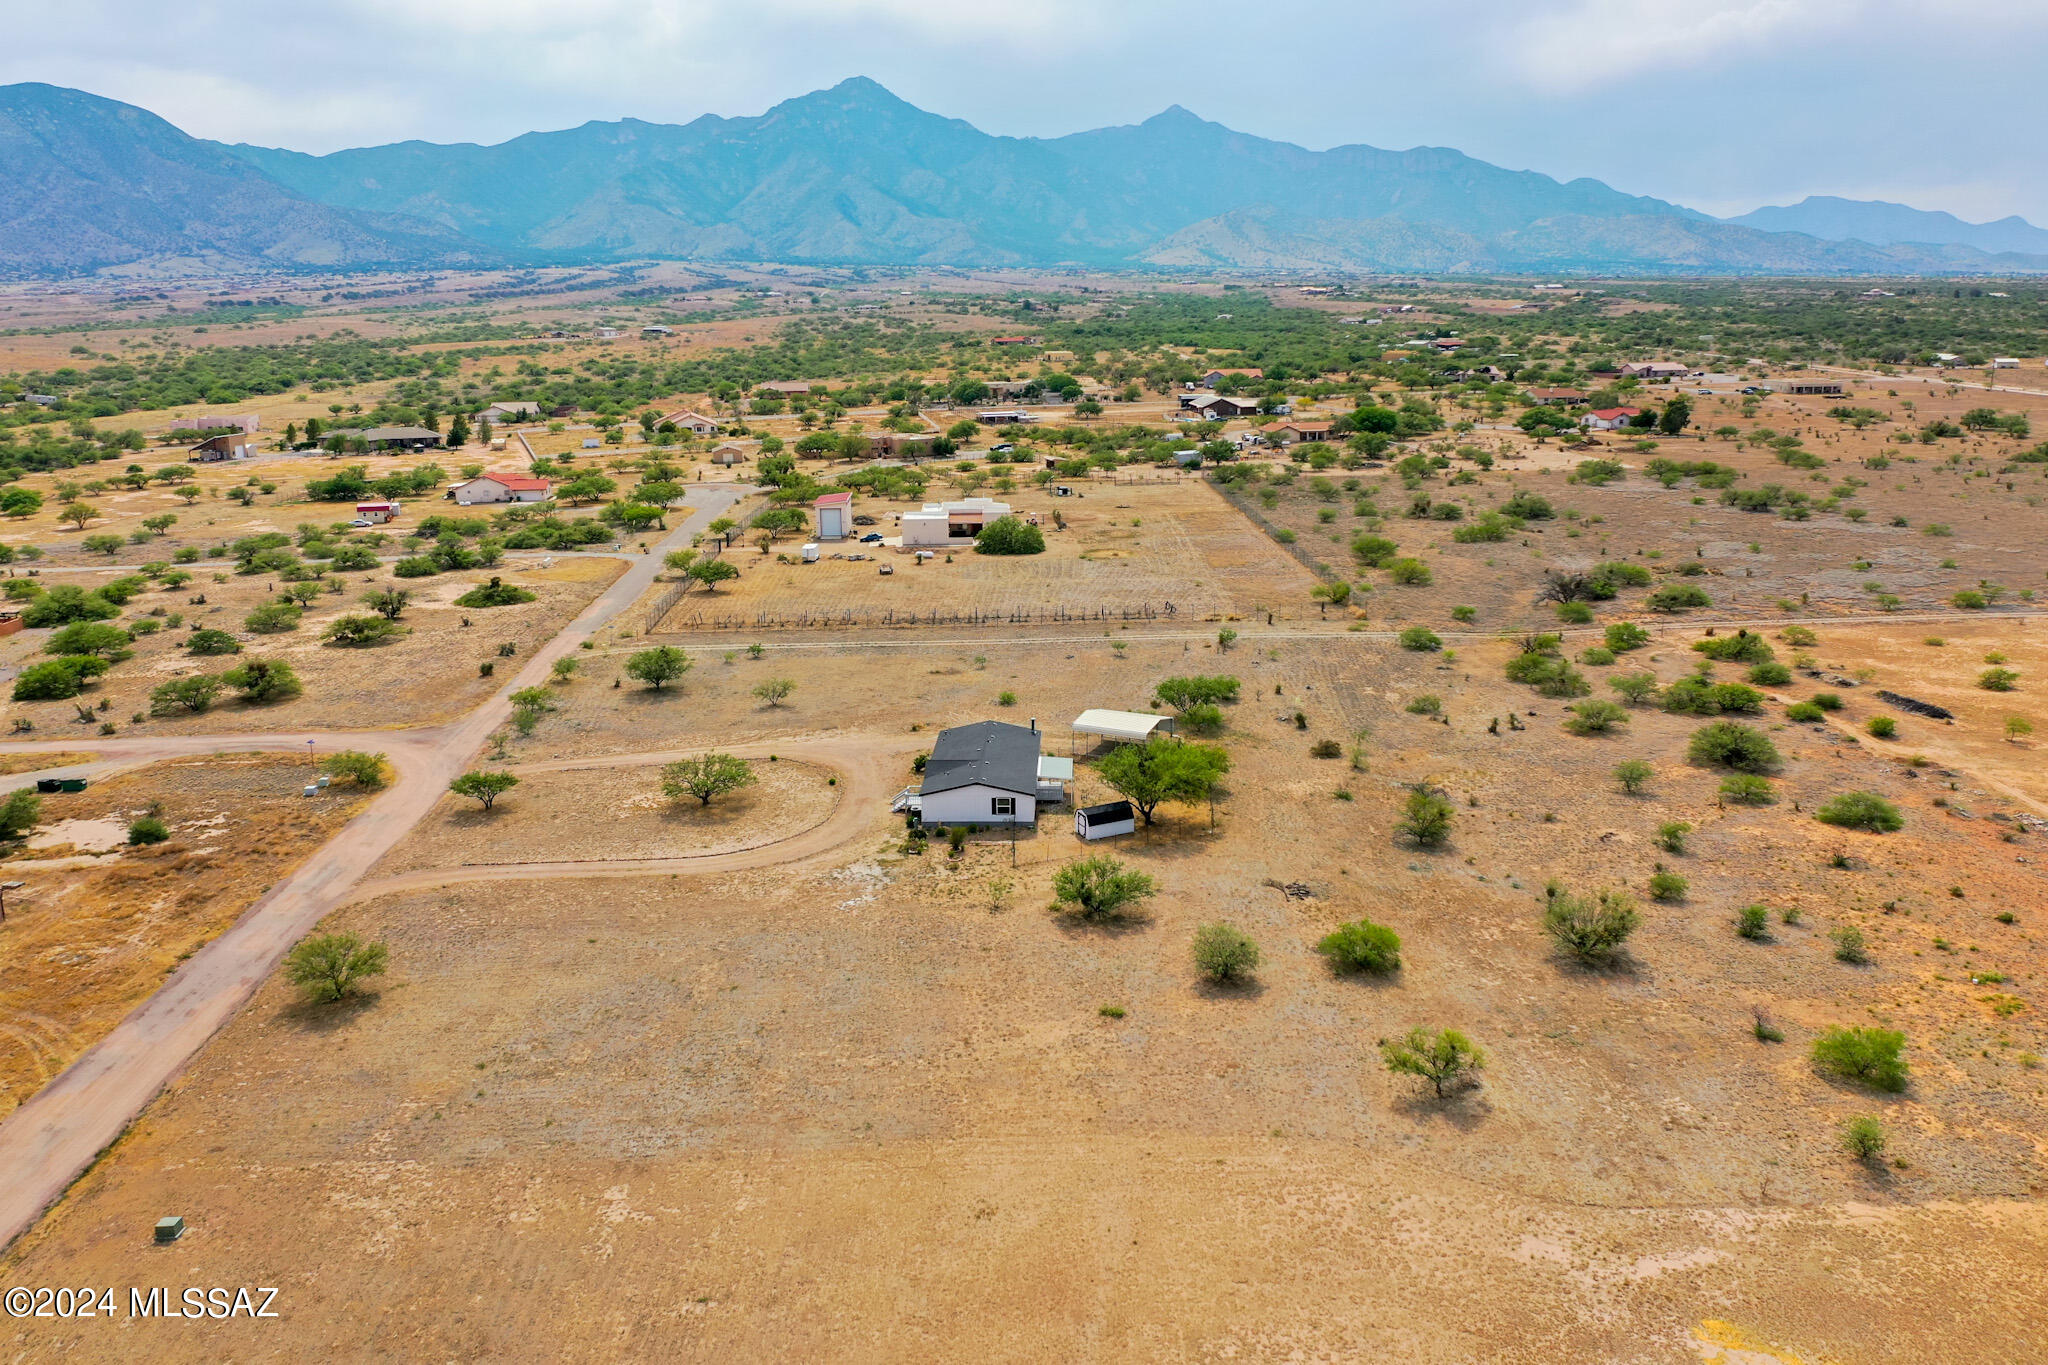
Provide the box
[1580,407,1643,431]
[451,473,553,506]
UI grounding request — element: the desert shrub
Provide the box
[1387,557,1432,586]
[320,750,389,789]
[285,932,390,1004]
[1605,622,1651,652]
[1951,589,1987,610]
[1317,919,1402,974]
[1866,716,1897,738]
[1310,738,1342,758]
[1052,856,1155,919]
[1663,676,1764,715]
[126,815,170,845]
[148,675,223,715]
[21,585,119,627]
[452,577,537,609]
[1830,925,1871,964]
[1614,759,1653,793]
[1526,658,1591,698]
[1397,787,1455,848]
[1380,1027,1486,1098]
[1398,626,1442,652]
[1656,820,1691,853]
[244,601,302,634]
[1720,773,1777,805]
[1693,632,1774,664]
[1646,583,1711,612]
[1812,1026,1907,1091]
[1500,491,1553,519]
[1688,721,1781,772]
[1811,692,1844,711]
[391,556,440,578]
[965,514,1043,556]
[1182,702,1224,735]
[221,657,303,704]
[0,789,41,840]
[624,646,692,689]
[1748,662,1793,686]
[1815,791,1904,832]
[45,622,133,659]
[1578,646,1616,666]
[12,656,109,701]
[1610,672,1659,705]
[1405,694,1442,716]
[1980,667,2021,692]
[1543,888,1640,964]
[1736,904,1770,939]
[1841,1115,1887,1161]
[185,628,242,655]
[1780,625,1818,646]
[1564,699,1628,735]
[1155,675,1241,711]
[321,614,403,647]
[1192,922,1261,982]
[1786,701,1825,723]
[1350,534,1399,568]
[1648,869,1688,902]
[1555,600,1594,624]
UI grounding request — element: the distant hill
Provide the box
[5,77,2045,278]
[0,83,495,277]
[1725,196,2048,256]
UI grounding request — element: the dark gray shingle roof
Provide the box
[919,721,1040,798]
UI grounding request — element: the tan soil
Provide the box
[0,755,371,1115]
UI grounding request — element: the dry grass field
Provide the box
[0,556,622,736]
[3,626,2045,1359]
[0,754,372,1116]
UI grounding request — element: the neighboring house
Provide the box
[1781,379,1845,396]
[187,432,258,461]
[814,491,853,540]
[1992,358,2021,369]
[1173,449,1203,468]
[21,394,58,406]
[170,413,259,433]
[1581,408,1643,431]
[866,431,937,457]
[594,327,621,339]
[1526,388,1587,407]
[641,325,673,338]
[756,380,817,396]
[355,501,400,524]
[900,498,1011,546]
[1621,362,1691,381]
[1932,353,1963,367]
[361,426,442,451]
[662,410,719,436]
[1202,394,1262,418]
[479,401,541,424]
[1201,367,1263,388]
[1431,338,1464,351]
[1273,421,1333,445]
[450,473,552,506]
[976,409,1034,425]
[990,336,1038,347]
[917,720,1042,827]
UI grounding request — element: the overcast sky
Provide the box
[12,0,2047,223]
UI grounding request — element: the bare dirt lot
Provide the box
[0,754,371,1116]
[4,624,2045,1360]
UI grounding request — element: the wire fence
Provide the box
[658,601,1186,632]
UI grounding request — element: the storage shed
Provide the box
[1075,801,1135,841]
[814,490,852,540]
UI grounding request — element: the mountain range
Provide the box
[4,78,2044,279]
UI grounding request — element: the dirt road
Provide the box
[0,487,752,1252]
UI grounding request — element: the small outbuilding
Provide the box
[1075,801,1136,841]
[1070,709,1175,747]
[814,490,852,540]
[187,431,258,462]
[361,426,442,451]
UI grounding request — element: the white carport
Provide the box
[1070,709,1175,752]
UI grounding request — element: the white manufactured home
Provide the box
[917,720,1043,826]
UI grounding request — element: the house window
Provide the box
[991,797,1016,817]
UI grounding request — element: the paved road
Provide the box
[0,487,751,1252]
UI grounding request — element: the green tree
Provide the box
[1316,919,1402,973]
[361,587,411,620]
[1051,856,1155,919]
[1380,1027,1486,1099]
[320,750,389,788]
[1658,394,1692,436]
[1565,699,1628,735]
[1192,922,1261,983]
[12,657,108,700]
[221,657,303,704]
[59,500,100,529]
[244,601,302,634]
[1396,787,1454,848]
[974,515,1046,555]
[322,614,402,647]
[1614,759,1653,793]
[285,932,389,1003]
[149,674,223,715]
[687,559,740,592]
[184,628,242,655]
[1815,791,1904,832]
[45,622,132,659]
[1812,1026,1908,1091]
[449,770,519,810]
[0,487,43,518]
[1841,1115,1887,1162]
[21,585,119,627]
[661,753,758,806]
[1097,735,1230,826]
[625,646,692,689]
[0,789,42,839]
[1688,721,1781,772]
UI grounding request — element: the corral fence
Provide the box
[1205,478,1345,585]
[659,601,1184,633]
